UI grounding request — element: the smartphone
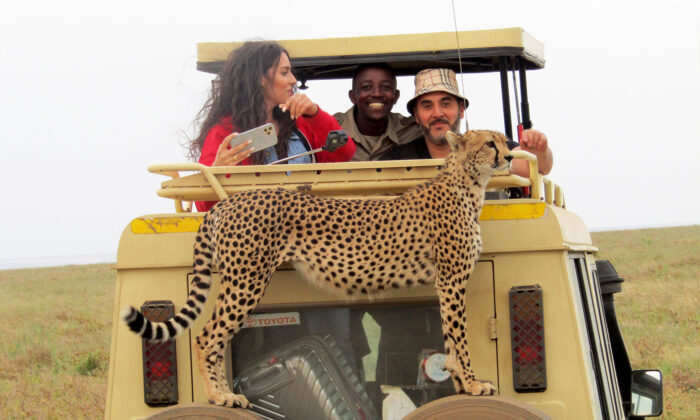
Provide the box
[229,123,278,152]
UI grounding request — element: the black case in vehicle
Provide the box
[233,335,380,420]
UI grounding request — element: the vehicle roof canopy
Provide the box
[197,27,544,82]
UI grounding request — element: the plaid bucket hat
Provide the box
[406,68,469,115]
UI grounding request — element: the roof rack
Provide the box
[148,151,563,213]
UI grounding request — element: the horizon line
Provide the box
[1,223,697,271]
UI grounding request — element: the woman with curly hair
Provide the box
[189,41,356,211]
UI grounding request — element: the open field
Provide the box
[0,264,114,419]
[0,225,697,419]
[591,225,699,419]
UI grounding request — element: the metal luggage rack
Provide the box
[148,151,564,213]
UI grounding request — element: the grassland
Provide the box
[0,225,697,419]
[591,225,699,419]
[0,264,114,419]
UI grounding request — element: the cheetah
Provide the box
[123,129,513,408]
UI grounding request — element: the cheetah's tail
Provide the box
[120,211,216,341]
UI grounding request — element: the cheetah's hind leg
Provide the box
[194,325,251,408]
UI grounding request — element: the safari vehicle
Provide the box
[106,28,663,419]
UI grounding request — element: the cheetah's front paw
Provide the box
[211,392,251,408]
[464,380,496,396]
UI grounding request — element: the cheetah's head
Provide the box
[446,130,513,174]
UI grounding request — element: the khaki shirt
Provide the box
[334,108,422,161]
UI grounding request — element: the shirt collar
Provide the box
[344,107,403,145]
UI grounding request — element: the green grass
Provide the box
[592,225,699,419]
[0,264,114,419]
[0,225,697,419]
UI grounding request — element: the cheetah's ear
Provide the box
[446,131,462,151]
[462,130,480,145]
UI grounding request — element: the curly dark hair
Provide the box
[188,41,296,164]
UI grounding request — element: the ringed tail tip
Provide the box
[120,305,137,322]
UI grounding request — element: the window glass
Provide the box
[229,303,455,418]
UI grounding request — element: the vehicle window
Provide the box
[568,255,625,420]
[300,72,507,137]
[229,303,455,419]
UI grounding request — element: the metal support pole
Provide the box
[499,56,514,140]
[519,59,532,129]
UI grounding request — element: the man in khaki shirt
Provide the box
[334,64,422,161]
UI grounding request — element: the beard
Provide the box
[420,118,461,146]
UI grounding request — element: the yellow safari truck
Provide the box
[106,28,663,420]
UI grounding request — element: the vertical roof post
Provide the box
[519,58,532,130]
[499,56,514,141]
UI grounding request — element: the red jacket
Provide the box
[196,107,355,212]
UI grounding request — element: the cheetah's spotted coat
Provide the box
[123,130,513,407]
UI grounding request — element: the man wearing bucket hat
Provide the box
[382,68,553,177]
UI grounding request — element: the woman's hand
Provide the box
[280,93,318,120]
[212,133,254,167]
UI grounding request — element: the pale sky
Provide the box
[1,0,698,268]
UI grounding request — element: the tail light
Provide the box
[509,285,547,392]
[141,300,179,406]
